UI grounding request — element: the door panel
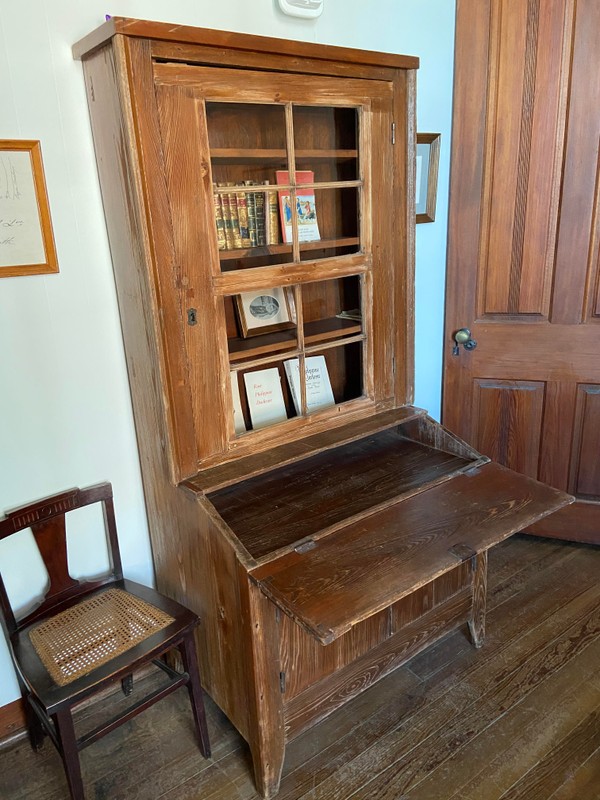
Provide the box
[551,0,600,325]
[444,0,600,544]
[570,385,600,500]
[472,380,545,479]
[478,0,566,320]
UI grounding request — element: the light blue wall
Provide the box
[0,0,455,707]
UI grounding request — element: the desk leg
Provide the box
[468,551,487,649]
[240,570,285,798]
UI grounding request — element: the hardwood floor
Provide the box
[1,534,599,800]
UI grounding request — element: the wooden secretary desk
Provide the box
[74,19,571,797]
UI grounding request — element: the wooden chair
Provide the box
[0,482,211,800]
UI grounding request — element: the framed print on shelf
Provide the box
[235,287,296,338]
[0,140,59,277]
[416,133,441,224]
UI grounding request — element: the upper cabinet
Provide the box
[74,20,417,481]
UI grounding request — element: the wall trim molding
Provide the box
[0,698,26,746]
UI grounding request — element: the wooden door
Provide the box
[443,0,600,545]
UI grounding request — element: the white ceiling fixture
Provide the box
[278,0,324,19]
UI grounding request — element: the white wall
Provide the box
[0,0,455,707]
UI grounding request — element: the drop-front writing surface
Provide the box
[74,18,571,798]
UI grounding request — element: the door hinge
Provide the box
[391,122,396,145]
[279,671,286,693]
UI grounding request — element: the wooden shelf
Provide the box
[228,317,362,363]
[211,148,358,162]
[219,236,360,261]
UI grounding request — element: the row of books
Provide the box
[231,355,334,433]
[214,171,321,252]
[214,182,280,251]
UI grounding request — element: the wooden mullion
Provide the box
[213,255,369,295]
[211,148,358,160]
[303,333,366,356]
[229,349,302,374]
[285,103,300,264]
[293,283,307,417]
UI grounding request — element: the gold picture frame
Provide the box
[0,140,58,277]
[235,287,296,338]
[416,133,441,224]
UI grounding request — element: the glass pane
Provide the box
[232,358,298,435]
[206,102,291,270]
[293,105,359,182]
[207,102,287,153]
[302,277,363,346]
[226,288,298,364]
[299,187,360,260]
[284,341,363,416]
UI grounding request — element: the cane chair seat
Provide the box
[29,588,175,687]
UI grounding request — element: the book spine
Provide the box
[267,187,279,245]
[255,187,266,247]
[244,181,258,247]
[227,188,243,249]
[213,189,227,251]
[236,187,252,249]
[220,187,235,250]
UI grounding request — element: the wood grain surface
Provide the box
[250,463,571,643]
[3,536,599,800]
[210,432,474,560]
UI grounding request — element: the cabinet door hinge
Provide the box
[279,671,286,693]
[391,122,396,145]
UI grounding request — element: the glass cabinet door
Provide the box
[152,62,397,463]
[205,97,370,437]
[207,102,362,271]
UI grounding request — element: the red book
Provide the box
[275,170,320,244]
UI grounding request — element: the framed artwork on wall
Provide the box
[0,140,58,277]
[416,133,441,224]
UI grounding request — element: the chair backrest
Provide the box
[0,482,123,638]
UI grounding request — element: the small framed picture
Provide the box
[0,140,59,277]
[416,133,441,224]
[235,287,296,338]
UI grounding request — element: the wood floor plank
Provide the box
[548,745,600,800]
[406,640,600,799]
[499,707,600,800]
[0,539,598,800]
[297,564,600,800]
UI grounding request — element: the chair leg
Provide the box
[179,632,211,758]
[23,694,46,752]
[52,709,85,800]
[121,673,134,696]
[15,671,46,752]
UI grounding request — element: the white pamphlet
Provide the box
[243,367,288,430]
[230,371,247,435]
[284,355,335,415]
